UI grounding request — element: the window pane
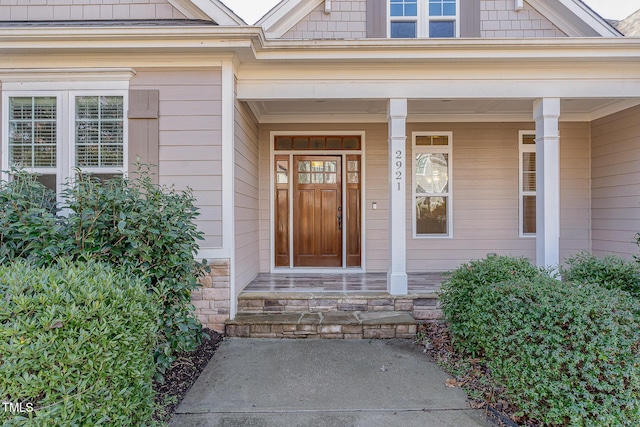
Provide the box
[347,160,359,172]
[324,161,337,172]
[391,21,417,38]
[312,173,324,183]
[348,172,359,184]
[293,137,309,150]
[391,0,417,17]
[416,135,449,146]
[36,174,57,192]
[523,134,536,144]
[277,160,289,173]
[326,137,342,149]
[311,161,324,172]
[298,173,310,184]
[298,161,310,172]
[430,21,455,38]
[276,137,292,150]
[390,4,404,16]
[443,2,456,16]
[277,172,288,184]
[429,3,442,16]
[415,153,449,193]
[9,97,57,168]
[416,196,447,235]
[523,196,536,234]
[310,137,325,149]
[325,173,337,184]
[343,137,360,149]
[523,152,536,191]
[75,96,124,168]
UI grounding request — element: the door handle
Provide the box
[337,214,342,231]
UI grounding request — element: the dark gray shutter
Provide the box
[128,90,159,183]
[367,0,387,38]
[459,0,481,37]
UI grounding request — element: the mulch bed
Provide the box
[152,328,224,424]
[418,322,540,427]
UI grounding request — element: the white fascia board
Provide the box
[169,0,246,25]
[0,68,135,84]
[527,0,620,37]
[257,0,324,38]
[238,80,640,100]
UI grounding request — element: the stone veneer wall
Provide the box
[192,259,230,333]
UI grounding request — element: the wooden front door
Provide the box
[293,156,342,267]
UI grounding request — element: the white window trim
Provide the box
[519,130,536,238]
[412,131,453,238]
[388,0,460,38]
[1,89,128,197]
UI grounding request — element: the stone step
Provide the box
[226,311,418,339]
[237,291,442,321]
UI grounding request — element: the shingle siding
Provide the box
[0,0,187,21]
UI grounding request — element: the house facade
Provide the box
[1,0,640,332]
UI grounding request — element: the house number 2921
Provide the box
[395,150,403,191]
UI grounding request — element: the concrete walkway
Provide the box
[171,339,493,427]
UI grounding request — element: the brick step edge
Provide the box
[226,311,418,339]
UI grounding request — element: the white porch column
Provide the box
[533,98,561,268]
[387,99,408,295]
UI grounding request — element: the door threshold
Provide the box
[270,267,365,274]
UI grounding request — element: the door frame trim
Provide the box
[269,131,366,272]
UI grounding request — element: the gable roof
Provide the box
[256,0,323,38]
[256,0,620,38]
[170,0,246,25]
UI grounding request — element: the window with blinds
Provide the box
[75,96,124,168]
[9,97,57,168]
[3,90,127,195]
[520,132,536,236]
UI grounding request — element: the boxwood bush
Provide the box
[562,252,640,298]
[471,278,640,426]
[0,260,159,426]
[439,255,544,355]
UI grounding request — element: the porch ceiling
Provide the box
[246,97,640,124]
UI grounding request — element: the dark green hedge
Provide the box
[562,252,640,298]
[0,261,160,426]
[441,256,640,426]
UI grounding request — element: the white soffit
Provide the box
[257,0,324,38]
[169,0,246,25]
[528,0,621,37]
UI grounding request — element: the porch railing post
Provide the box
[533,98,561,269]
[387,99,408,295]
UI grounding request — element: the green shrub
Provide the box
[0,170,67,265]
[439,255,544,355]
[0,167,208,380]
[63,169,208,380]
[0,260,160,426]
[471,278,640,426]
[562,252,640,298]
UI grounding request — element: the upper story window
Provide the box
[390,0,458,38]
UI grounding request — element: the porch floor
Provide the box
[243,272,445,293]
